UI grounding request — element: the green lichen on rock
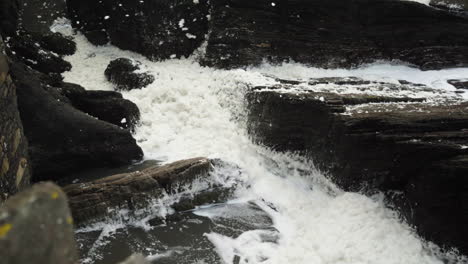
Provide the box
[0,182,78,264]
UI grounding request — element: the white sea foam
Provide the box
[62,28,468,264]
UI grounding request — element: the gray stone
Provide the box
[0,182,78,264]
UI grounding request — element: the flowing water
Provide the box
[55,20,468,264]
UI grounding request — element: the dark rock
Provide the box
[83,30,109,46]
[203,0,468,70]
[0,38,31,202]
[10,62,143,182]
[38,32,77,56]
[67,0,210,59]
[63,158,227,225]
[53,82,141,130]
[0,0,20,37]
[105,58,155,90]
[8,33,72,74]
[0,182,78,264]
[247,78,468,255]
[448,79,468,89]
[19,0,67,34]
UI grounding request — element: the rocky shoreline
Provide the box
[1,0,468,263]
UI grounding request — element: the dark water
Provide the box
[76,202,276,264]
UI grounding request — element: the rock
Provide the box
[53,82,141,130]
[67,0,210,59]
[0,0,19,37]
[203,0,468,70]
[247,77,468,255]
[448,79,468,89]
[19,0,68,34]
[8,33,72,74]
[10,62,143,182]
[63,158,231,225]
[0,182,78,264]
[0,37,31,202]
[83,30,109,46]
[105,58,155,90]
[37,32,77,56]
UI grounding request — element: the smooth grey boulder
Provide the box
[0,182,78,264]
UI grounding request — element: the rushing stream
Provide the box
[55,20,468,264]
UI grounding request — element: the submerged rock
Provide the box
[10,62,143,182]
[247,77,468,255]
[63,158,233,225]
[203,0,468,70]
[0,38,31,202]
[105,58,155,91]
[67,0,210,60]
[0,182,78,264]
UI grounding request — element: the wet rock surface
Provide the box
[10,62,143,182]
[203,0,468,69]
[105,58,155,91]
[48,82,141,130]
[247,77,468,255]
[67,0,210,59]
[63,158,231,225]
[7,32,72,74]
[0,38,31,202]
[19,0,68,34]
[76,202,275,264]
[0,182,78,264]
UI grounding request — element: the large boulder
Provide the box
[67,0,210,59]
[247,77,468,255]
[10,62,143,182]
[203,0,468,70]
[0,37,31,202]
[0,182,78,264]
[63,158,232,225]
[105,58,155,91]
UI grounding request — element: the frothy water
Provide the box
[58,23,468,264]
